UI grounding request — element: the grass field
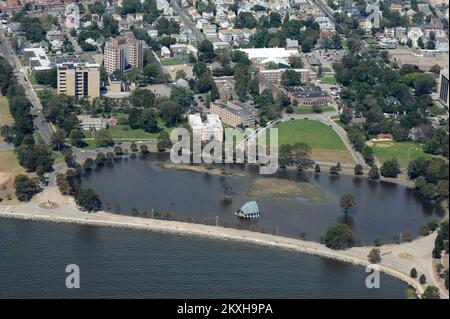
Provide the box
[0,95,13,126]
[321,76,337,84]
[0,95,13,144]
[161,59,183,66]
[80,118,173,149]
[372,141,431,167]
[274,119,354,164]
[330,115,346,129]
[295,106,335,114]
[0,151,27,203]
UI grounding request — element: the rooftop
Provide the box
[213,101,256,118]
[237,48,299,60]
[287,85,330,98]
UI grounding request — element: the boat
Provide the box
[235,201,260,219]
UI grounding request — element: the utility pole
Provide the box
[216,216,218,227]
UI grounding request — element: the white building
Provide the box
[407,27,424,47]
[23,47,52,71]
[237,48,299,62]
[188,113,223,142]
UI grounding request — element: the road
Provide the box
[170,0,204,43]
[312,0,335,21]
[0,30,53,144]
[259,78,367,167]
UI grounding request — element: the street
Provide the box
[170,0,204,44]
[0,29,53,144]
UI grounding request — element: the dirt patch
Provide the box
[311,149,355,164]
[398,252,414,260]
[38,201,59,209]
[246,178,327,205]
[159,163,247,177]
[374,142,394,148]
[0,172,13,190]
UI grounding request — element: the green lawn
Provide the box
[274,119,346,150]
[27,72,38,86]
[0,95,13,126]
[83,125,169,141]
[321,76,337,84]
[161,59,183,66]
[321,67,332,72]
[295,106,335,114]
[430,104,448,116]
[372,141,432,167]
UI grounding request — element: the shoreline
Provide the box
[0,206,432,298]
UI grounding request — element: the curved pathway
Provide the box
[0,186,447,299]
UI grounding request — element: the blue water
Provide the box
[0,219,408,298]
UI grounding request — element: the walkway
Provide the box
[0,185,447,299]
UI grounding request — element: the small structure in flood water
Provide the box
[235,201,260,219]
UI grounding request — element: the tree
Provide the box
[69,129,86,148]
[314,164,321,173]
[235,12,258,29]
[63,147,76,168]
[281,69,302,87]
[14,174,42,201]
[340,194,356,216]
[330,166,339,175]
[198,39,216,63]
[157,131,172,151]
[410,267,418,278]
[94,152,106,166]
[419,274,427,284]
[51,128,67,151]
[130,88,155,108]
[380,159,401,178]
[292,143,312,171]
[354,164,364,176]
[114,146,123,156]
[373,236,383,247]
[15,141,54,173]
[76,189,102,212]
[289,56,304,69]
[368,248,381,264]
[422,286,440,299]
[141,109,158,133]
[94,130,114,148]
[429,64,441,75]
[320,224,358,250]
[402,230,414,242]
[83,158,94,171]
[139,144,149,154]
[34,68,57,88]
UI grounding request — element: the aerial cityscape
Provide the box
[0,0,448,301]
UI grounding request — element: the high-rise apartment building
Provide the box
[103,34,143,74]
[57,63,100,99]
[104,38,127,74]
[438,68,449,108]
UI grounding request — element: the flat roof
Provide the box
[238,48,299,60]
[213,101,255,117]
[287,85,330,98]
